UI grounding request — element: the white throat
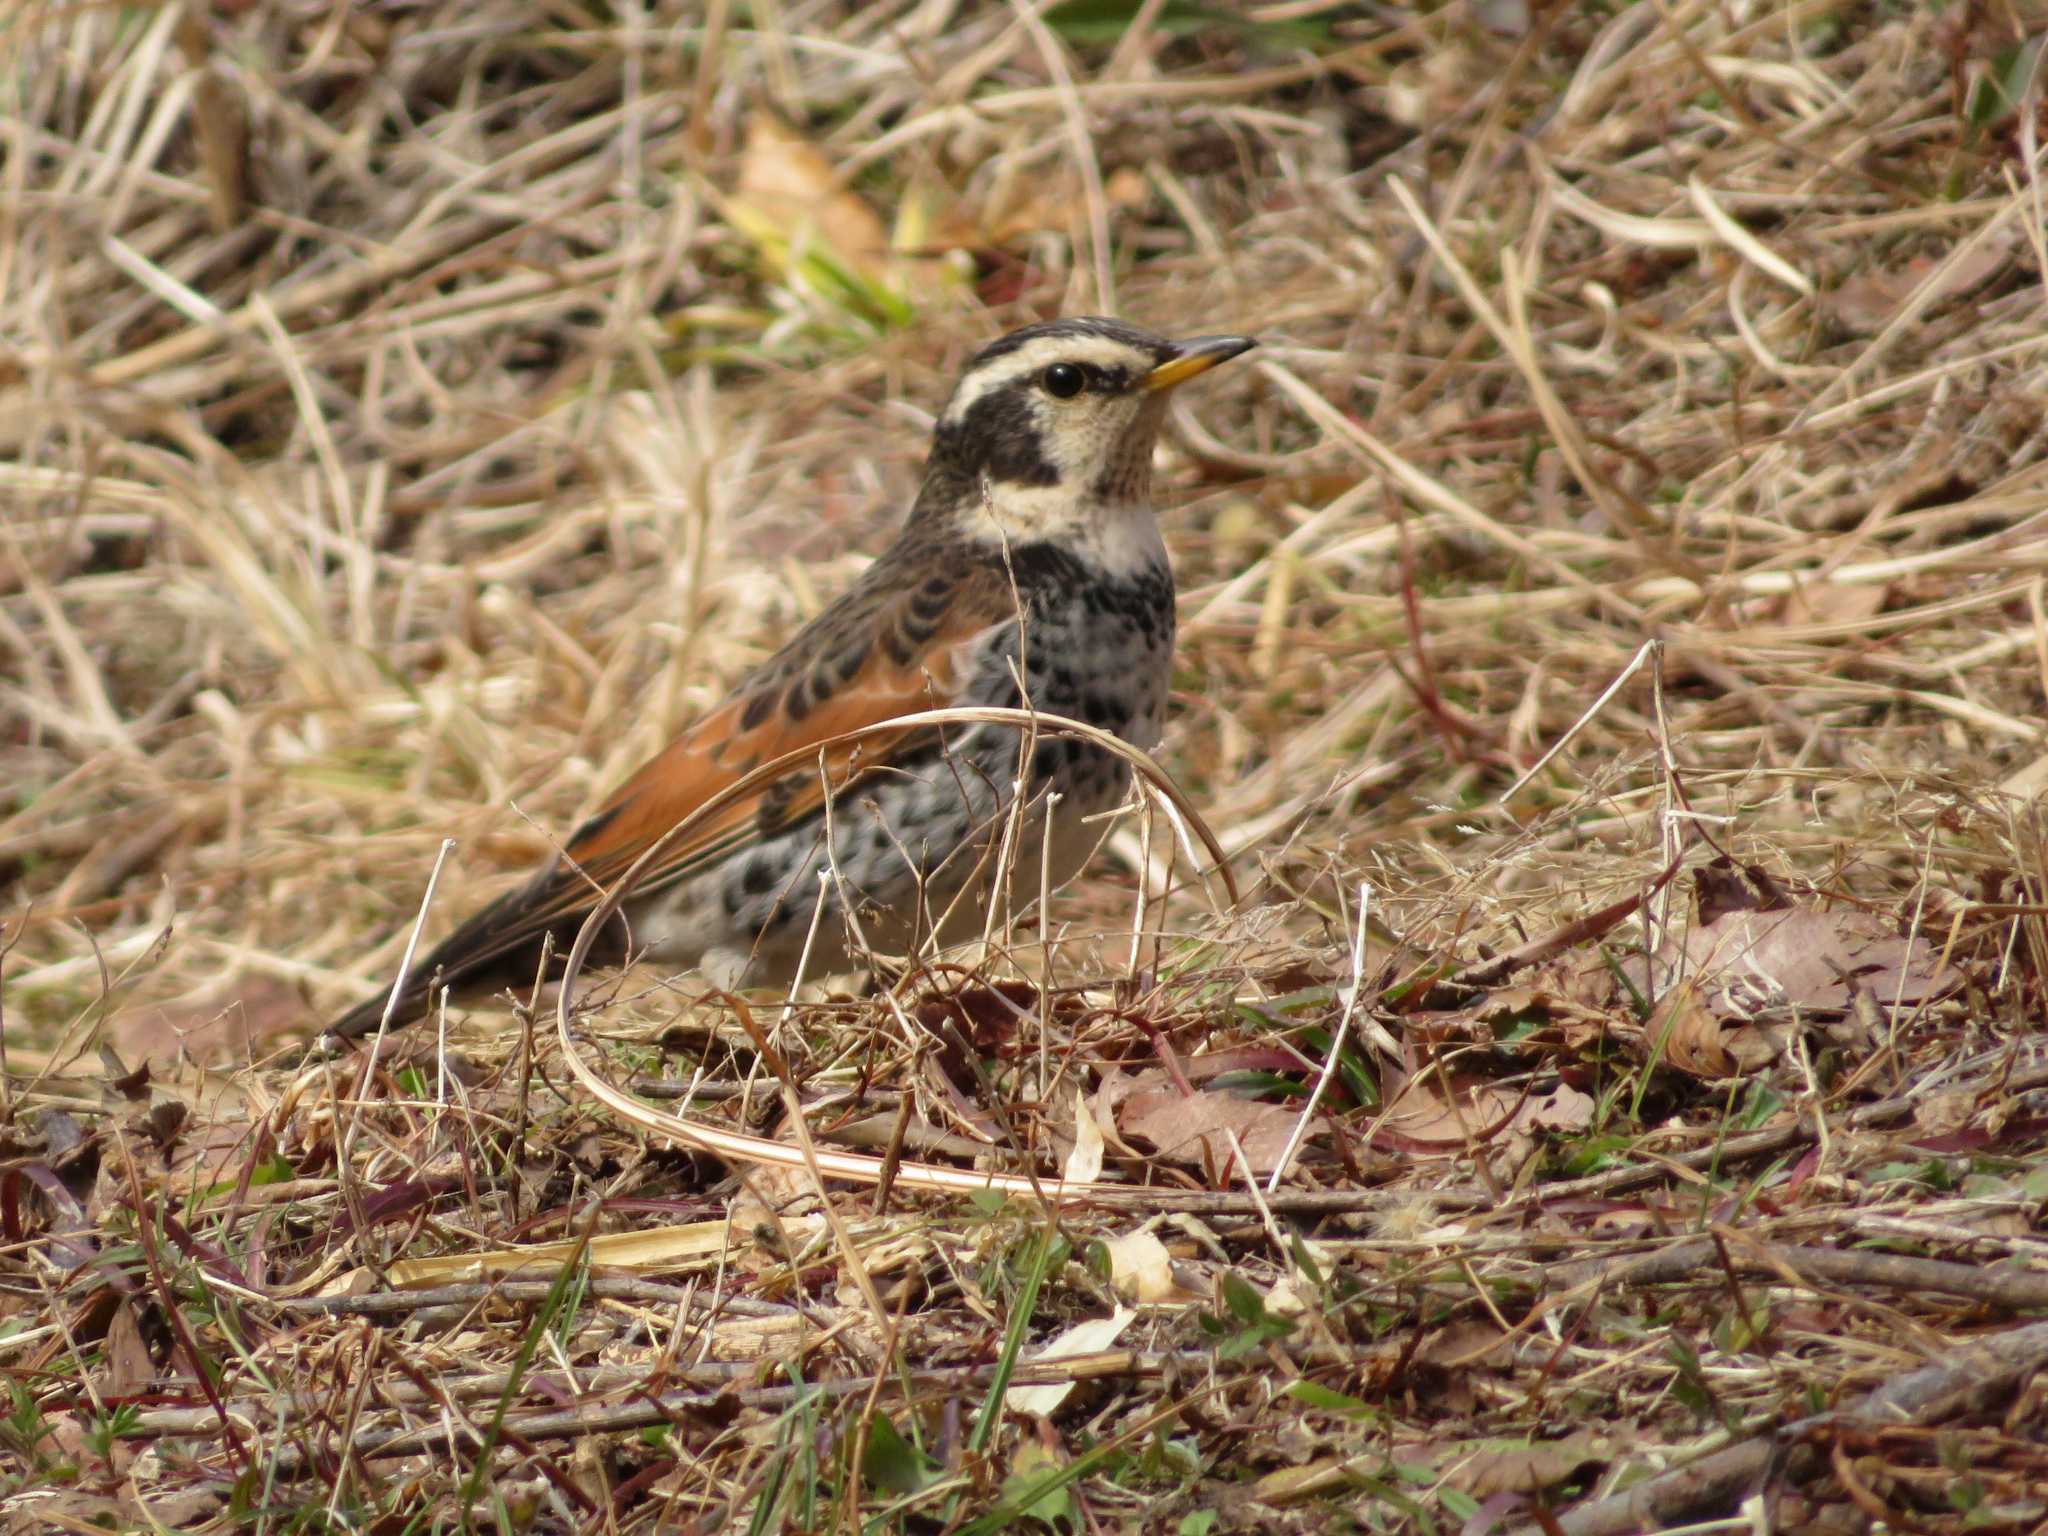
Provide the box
[968,477,1170,577]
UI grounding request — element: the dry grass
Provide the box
[5,0,2048,1530]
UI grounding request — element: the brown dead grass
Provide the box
[5,1,2048,1531]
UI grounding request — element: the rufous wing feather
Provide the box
[325,567,1012,1037]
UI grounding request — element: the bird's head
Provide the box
[916,317,1255,545]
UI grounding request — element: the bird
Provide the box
[325,317,1256,1041]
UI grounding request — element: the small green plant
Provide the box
[1664,1336,1740,1432]
[82,1402,140,1461]
[1044,0,1334,49]
[1199,1272,1295,1361]
[1,1380,51,1467]
[861,1413,941,1498]
[749,1385,826,1535]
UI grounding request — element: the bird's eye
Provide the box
[1041,362,1085,399]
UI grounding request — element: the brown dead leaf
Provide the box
[1912,1089,1977,1138]
[730,1165,813,1255]
[2001,748,2048,800]
[1621,903,1966,1076]
[1444,1433,1610,1497]
[130,1099,187,1151]
[1062,1086,1106,1185]
[1005,1308,1136,1416]
[1693,907,1954,1015]
[1251,1456,1371,1506]
[1692,857,1788,924]
[107,1101,255,1196]
[1824,231,2020,334]
[1086,1067,1153,1165]
[1526,1082,1596,1131]
[1725,1018,1794,1074]
[1461,984,1544,1022]
[99,1299,155,1398]
[1649,980,1736,1078]
[1826,266,1916,331]
[1117,1080,1317,1176]
[1377,1076,1523,1150]
[1091,1065,1145,1118]
[734,115,890,279]
[1775,580,1888,628]
[1630,906,1960,1042]
[1433,980,1609,1040]
[914,979,1042,1056]
[128,1490,226,1530]
[729,114,953,305]
[1102,1229,1204,1306]
[1375,1073,1594,1164]
[113,977,301,1064]
[1417,1319,1517,1370]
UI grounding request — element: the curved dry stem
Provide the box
[552,705,1235,1203]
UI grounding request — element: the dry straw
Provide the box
[5,0,2048,1528]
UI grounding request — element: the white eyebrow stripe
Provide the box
[939,336,1152,424]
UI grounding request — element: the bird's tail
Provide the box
[321,878,563,1040]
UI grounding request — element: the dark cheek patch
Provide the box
[960,388,1060,487]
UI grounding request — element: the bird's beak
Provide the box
[1142,334,1258,393]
